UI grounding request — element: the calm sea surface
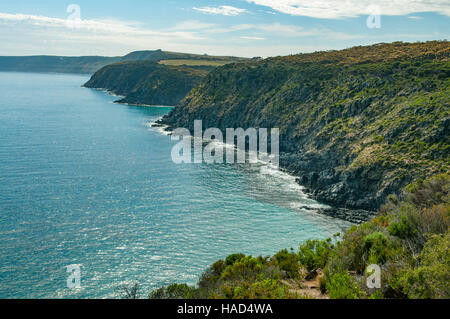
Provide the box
[0,72,350,298]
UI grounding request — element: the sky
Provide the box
[0,0,449,57]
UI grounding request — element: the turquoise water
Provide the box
[0,72,350,299]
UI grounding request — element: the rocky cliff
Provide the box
[160,41,450,216]
[83,51,249,106]
[84,61,209,106]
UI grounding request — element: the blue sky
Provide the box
[0,0,449,57]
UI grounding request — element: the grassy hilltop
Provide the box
[83,50,249,106]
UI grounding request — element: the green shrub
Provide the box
[405,173,449,209]
[198,259,226,291]
[319,275,327,294]
[327,222,382,274]
[232,279,297,299]
[221,256,264,282]
[298,238,333,272]
[368,289,384,299]
[388,203,448,252]
[364,231,392,264]
[149,283,198,299]
[398,232,450,299]
[327,270,365,299]
[385,174,449,253]
[273,249,301,279]
[225,253,246,266]
[387,210,417,239]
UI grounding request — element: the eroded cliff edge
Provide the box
[159,41,450,220]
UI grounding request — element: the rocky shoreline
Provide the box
[153,120,376,224]
[278,156,378,224]
[157,42,450,225]
[315,208,375,224]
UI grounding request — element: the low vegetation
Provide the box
[159,59,240,67]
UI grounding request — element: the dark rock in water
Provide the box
[316,207,376,224]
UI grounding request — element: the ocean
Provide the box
[0,72,350,298]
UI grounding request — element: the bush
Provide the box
[405,173,449,209]
[221,256,264,282]
[327,270,365,299]
[319,276,327,294]
[387,209,417,239]
[397,232,450,299]
[368,289,384,299]
[364,231,393,264]
[198,259,226,292]
[225,253,246,266]
[387,203,448,252]
[149,283,198,299]
[298,239,333,272]
[385,174,449,253]
[117,282,140,299]
[327,222,382,274]
[273,249,301,279]
[231,279,297,299]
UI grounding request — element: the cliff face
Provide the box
[84,61,208,106]
[161,41,450,212]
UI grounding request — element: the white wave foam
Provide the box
[147,118,172,136]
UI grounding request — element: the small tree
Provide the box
[117,282,140,299]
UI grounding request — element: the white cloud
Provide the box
[0,12,204,40]
[208,24,255,33]
[0,12,209,56]
[170,20,217,30]
[256,23,313,36]
[244,0,450,18]
[0,12,358,50]
[193,5,248,16]
[241,36,266,40]
[408,15,424,20]
[0,12,142,34]
[211,23,363,40]
[0,11,445,58]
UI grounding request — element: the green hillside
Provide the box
[83,51,248,106]
[160,41,450,213]
[83,61,208,106]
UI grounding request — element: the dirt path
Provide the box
[282,270,329,299]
